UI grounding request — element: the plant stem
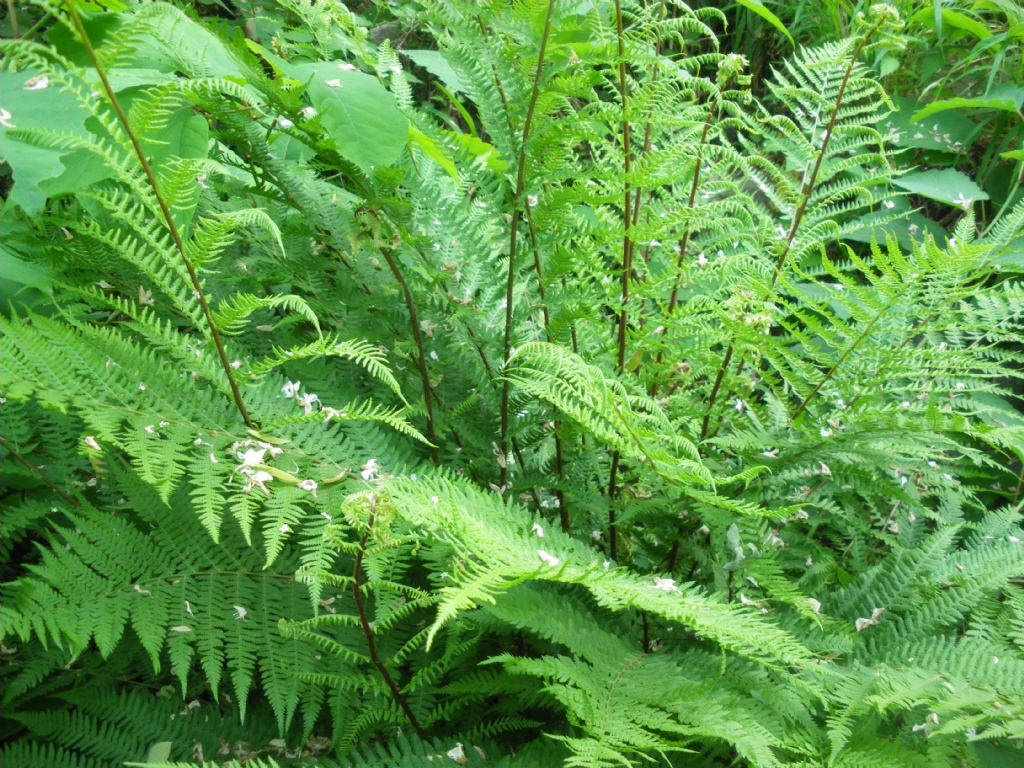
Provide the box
[0,434,77,506]
[380,247,440,463]
[701,28,880,438]
[499,0,557,489]
[66,0,253,428]
[6,0,20,36]
[353,500,427,740]
[607,0,634,561]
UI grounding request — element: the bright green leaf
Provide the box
[736,0,794,47]
[893,169,989,208]
[291,63,409,172]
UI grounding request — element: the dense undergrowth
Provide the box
[1,1,1023,766]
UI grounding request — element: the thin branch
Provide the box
[6,0,20,37]
[353,500,427,740]
[701,27,882,439]
[0,434,78,506]
[380,247,440,463]
[499,0,558,489]
[66,1,253,428]
[607,0,634,561]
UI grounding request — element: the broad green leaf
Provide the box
[736,0,794,47]
[883,97,975,153]
[143,108,210,168]
[893,169,989,208]
[409,125,460,182]
[1001,149,1024,161]
[910,8,991,40]
[402,49,468,94]
[291,63,409,172]
[0,71,95,214]
[912,97,1021,123]
[446,130,510,173]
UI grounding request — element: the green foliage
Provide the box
[1,1,1022,767]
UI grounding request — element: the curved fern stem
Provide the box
[607,0,634,561]
[0,434,77,507]
[65,0,254,428]
[353,500,427,740]
[651,98,718,398]
[701,23,885,439]
[499,0,557,490]
[381,248,440,464]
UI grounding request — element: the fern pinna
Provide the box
[1,1,1022,767]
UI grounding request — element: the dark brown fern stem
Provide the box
[66,1,253,428]
[483,13,581,511]
[700,26,883,440]
[353,500,427,740]
[499,0,557,490]
[380,247,440,464]
[650,99,719,398]
[607,0,634,562]
[524,206,571,531]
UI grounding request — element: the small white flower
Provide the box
[948,236,958,248]
[84,435,101,451]
[820,427,833,438]
[325,78,343,88]
[301,106,318,119]
[144,424,156,434]
[955,192,973,211]
[338,62,357,71]
[527,194,539,208]
[389,64,402,75]
[696,252,709,267]
[1009,535,1021,545]
[431,495,440,504]
[233,605,248,620]
[298,478,318,496]
[900,400,911,409]
[883,199,895,209]
[0,108,14,129]
[209,452,219,464]
[297,392,320,414]
[239,448,266,467]
[532,522,545,538]
[649,240,662,248]
[138,383,147,392]
[653,577,678,593]
[537,549,561,567]
[231,360,243,369]
[279,523,292,534]
[429,350,439,362]
[590,529,602,541]
[361,458,380,481]
[819,462,832,477]
[855,607,885,632]
[282,380,301,398]
[808,598,822,614]
[446,743,466,763]
[25,75,49,91]
[698,524,710,535]
[955,382,966,392]
[244,470,273,494]
[196,173,209,190]
[279,117,294,129]
[137,286,154,306]
[170,625,192,633]
[762,449,778,458]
